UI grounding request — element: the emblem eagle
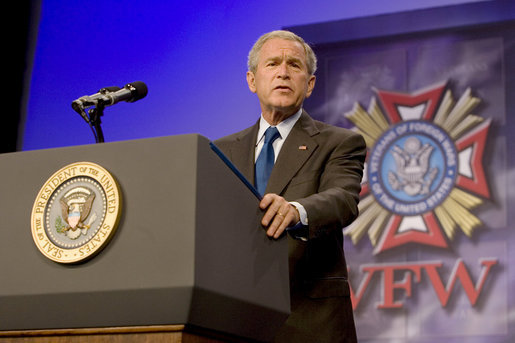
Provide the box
[388,137,438,196]
[59,192,96,239]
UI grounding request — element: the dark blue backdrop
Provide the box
[20,0,487,150]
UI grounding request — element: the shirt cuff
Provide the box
[287,201,308,241]
[289,201,308,225]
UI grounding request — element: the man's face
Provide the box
[247,38,316,118]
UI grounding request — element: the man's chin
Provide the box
[270,99,302,111]
[266,106,302,120]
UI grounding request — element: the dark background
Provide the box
[5,1,36,153]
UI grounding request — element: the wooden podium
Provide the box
[0,135,290,342]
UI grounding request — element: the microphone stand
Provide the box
[88,102,105,143]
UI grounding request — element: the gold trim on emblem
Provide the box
[31,162,122,263]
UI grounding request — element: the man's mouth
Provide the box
[274,85,292,91]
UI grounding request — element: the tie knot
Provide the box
[264,126,280,144]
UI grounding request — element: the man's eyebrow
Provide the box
[264,56,281,61]
[287,56,303,63]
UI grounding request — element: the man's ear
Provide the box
[305,75,316,98]
[246,71,257,93]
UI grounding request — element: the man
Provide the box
[214,30,366,342]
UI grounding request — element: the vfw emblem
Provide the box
[344,82,491,254]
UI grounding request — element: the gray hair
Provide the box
[247,30,317,75]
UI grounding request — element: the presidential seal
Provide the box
[31,162,122,263]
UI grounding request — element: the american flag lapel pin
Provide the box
[298,145,307,150]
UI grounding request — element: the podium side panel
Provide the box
[189,138,290,342]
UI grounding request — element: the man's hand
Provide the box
[259,193,300,239]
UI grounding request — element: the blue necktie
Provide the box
[255,126,280,196]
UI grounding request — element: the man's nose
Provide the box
[276,62,290,78]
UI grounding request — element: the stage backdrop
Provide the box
[290,1,515,342]
[20,0,487,151]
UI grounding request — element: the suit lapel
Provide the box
[266,111,319,195]
[230,121,259,182]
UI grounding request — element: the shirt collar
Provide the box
[256,109,303,145]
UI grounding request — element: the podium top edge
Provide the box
[6,134,212,157]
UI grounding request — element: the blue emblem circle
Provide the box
[368,120,457,215]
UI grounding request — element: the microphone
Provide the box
[98,81,148,106]
[71,82,148,123]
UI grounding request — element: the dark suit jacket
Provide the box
[214,110,366,342]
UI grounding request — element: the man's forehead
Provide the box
[260,38,305,57]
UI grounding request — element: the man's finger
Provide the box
[266,205,296,238]
[259,193,276,209]
[260,194,285,226]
